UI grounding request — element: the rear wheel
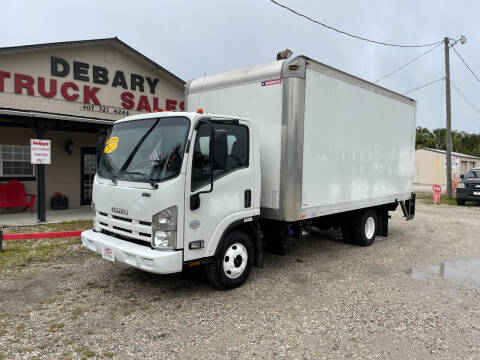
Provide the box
[456,199,465,206]
[205,230,254,290]
[343,209,378,247]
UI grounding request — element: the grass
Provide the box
[3,220,92,234]
[48,322,64,333]
[416,193,480,206]
[78,347,97,359]
[0,237,83,268]
[71,308,84,321]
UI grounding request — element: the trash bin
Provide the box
[51,192,68,210]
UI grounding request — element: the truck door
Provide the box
[184,120,255,261]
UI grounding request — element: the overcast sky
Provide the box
[1,0,479,133]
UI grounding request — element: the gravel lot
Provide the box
[1,201,480,359]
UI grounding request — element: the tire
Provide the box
[340,226,354,244]
[349,209,378,247]
[456,199,465,206]
[205,230,254,290]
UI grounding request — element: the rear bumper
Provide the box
[81,230,183,274]
[456,189,480,202]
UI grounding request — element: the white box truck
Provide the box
[82,56,416,290]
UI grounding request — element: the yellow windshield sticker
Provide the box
[104,137,119,153]
[105,136,119,145]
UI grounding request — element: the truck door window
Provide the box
[191,122,249,191]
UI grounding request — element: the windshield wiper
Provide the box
[119,171,158,189]
[119,119,160,173]
[110,174,118,185]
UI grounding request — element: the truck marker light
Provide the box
[289,65,299,70]
[301,214,307,219]
[187,261,201,267]
[196,108,204,114]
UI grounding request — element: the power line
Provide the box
[374,43,443,83]
[450,80,480,116]
[402,77,445,95]
[269,0,443,48]
[451,46,480,82]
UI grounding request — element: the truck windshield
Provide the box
[98,117,190,183]
[466,170,480,178]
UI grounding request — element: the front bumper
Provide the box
[456,189,480,202]
[81,230,183,274]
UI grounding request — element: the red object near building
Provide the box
[0,179,36,213]
[433,184,441,204]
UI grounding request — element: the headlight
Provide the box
[152,206,177,249]
[457,182,465,190]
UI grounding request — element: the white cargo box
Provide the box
[186,56,416,222]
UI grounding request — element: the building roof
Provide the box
[0,37,184,84]
[418,147,480,160]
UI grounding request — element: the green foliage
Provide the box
[416,127,480,156]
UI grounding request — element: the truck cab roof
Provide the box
[114,111,251,124]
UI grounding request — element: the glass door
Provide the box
[81,147,96,205]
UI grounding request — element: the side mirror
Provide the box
[189,122,228,211]
[96,128,110,163]
[213,129,228,171]
[460,174,465,180]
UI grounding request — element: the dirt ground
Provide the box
[1,201,480,359]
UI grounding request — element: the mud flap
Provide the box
[400,193,416,221]
[254,229,264,268]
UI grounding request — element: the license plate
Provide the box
[474,192,480,196]
[102,247,115,262]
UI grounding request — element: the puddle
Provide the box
[406,258,480,289]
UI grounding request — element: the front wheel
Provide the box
[205,230,254,290]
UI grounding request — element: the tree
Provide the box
[416,127,480,156]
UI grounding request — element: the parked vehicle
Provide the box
[82,56,416,290]
[456,168,480,205]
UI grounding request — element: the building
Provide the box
[415,147,480,187]
[0,38,184,221]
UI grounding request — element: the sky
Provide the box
[1,0,479,133]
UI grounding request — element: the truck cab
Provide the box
[82,111,261,289]
[456,168,480,205]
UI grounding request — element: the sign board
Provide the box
[30,139,51,164]
[433,184,442,193]
[0,49,184,122]
[445,156,459,169]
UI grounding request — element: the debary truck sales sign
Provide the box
[0,42,184,121]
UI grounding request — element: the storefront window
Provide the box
[0,145,34,177]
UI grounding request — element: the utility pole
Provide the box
[444,37,453,200]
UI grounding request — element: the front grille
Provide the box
[113,226,132,233]
[112,215,132,222]
[101,229,152,248]
[96,210,152,244]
